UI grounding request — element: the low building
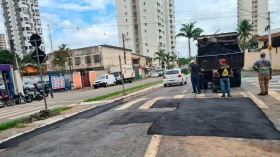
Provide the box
[244,32,280,70]
[131,53,154,79]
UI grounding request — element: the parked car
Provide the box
[154,69,164,76]
[151,71,160,77]
[94,74,116,89]
[163,69,187,87]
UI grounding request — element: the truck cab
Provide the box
[196,32,244,92]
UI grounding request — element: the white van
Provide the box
[93,74,116,89]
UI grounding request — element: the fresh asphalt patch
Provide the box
[110,112,168,125]
[0,100,126,149]
[148,98,280,140]
[151,99,181,108]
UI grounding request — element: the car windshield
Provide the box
[165,70,179,75]
[96,75,105,80]
[111,72,119,77]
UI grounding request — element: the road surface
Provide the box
[0,77,161,123]
[0,76,280,156]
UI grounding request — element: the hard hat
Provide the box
[220,59,226,63]
[190,60,195,63]
[260,52,266,57]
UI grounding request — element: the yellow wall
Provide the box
[244,47,280,70]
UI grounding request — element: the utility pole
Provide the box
[119,55,125,95]
[9,40,18,70]
[268,11,272,65]
[122,33,130,64]
[47,24,54,53]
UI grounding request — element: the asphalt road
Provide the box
[1,76,280,156]
[0,77,161,123]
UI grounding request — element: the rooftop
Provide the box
[257,32,280,41]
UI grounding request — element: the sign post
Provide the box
[30,34,48,110]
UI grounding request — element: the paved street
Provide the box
[0,77,161,123]
[0,76,280,156]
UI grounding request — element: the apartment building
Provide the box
[0,34,6,49]
[237,0,268,35]
[115,0,176,65]
[1,0,44,57]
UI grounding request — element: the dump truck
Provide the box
[196,32,244,93]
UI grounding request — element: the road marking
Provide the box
[240,92,247,97]
[9,105,62,120]
[0,106,46,119]
[144,135,162,157]
[0,107,34,115]
[196,94,205,98]
[139,97,164,110]
[174,95,184,99]
[247,92,269,109]
[115,98,146,110]
[182,90,187,94]
[268,91,280,101]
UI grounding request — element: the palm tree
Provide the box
[176,22,204,58]
[53,44,70,71]
[237,19,254,42]
[154,49,165,65]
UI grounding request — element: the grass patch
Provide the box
[51,106,72,113]
[84,81,162,102]
[0,117,28,131]
[242,75,248,78]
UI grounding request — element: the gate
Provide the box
[81,71,90,87]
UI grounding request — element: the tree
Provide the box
[237,19,254,42]
[248,34,260,48]
[21,54,37,65]
[154,49,165,65]
[176,22,204,58]
[0,49,13,64]
[53,44,70,71]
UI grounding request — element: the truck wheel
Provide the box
[129,79,133,83]
[164,84,167,87]
[94,86,98,89]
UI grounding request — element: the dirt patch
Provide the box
[23,110,60,123]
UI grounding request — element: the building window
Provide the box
[125,12,127,15]
[69,58,73,65]
[126,19,128,22]
[144,9,146,12]
[146,43,148,46]
[127,32,129,35]
[144,2,145,5]
[94,55,100,63]
[147,49,149,52]
[85,56,91,64]
[145,23,147,26]
[145,30,147,33]
[125,5,126,8]
[75,57,80,65]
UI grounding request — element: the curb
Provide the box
[79,83,163,105]
[0,83,163,145]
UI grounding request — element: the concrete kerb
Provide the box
[79,83,163,105]
[0,83,163,146]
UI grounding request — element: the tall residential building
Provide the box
[1,0,44,57]
[0,34,6,49]
[237,0,268,35]
[115,0,176,63]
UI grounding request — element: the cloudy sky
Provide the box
[0,0,280,58]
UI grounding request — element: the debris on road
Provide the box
[23,110,59,123]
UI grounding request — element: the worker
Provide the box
[189,60,201,94]
[252,52,272,96]
[217,59,233,97]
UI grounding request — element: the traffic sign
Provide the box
[30,34,42,47]
[31,48,46,65]
[268,45,273,51]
